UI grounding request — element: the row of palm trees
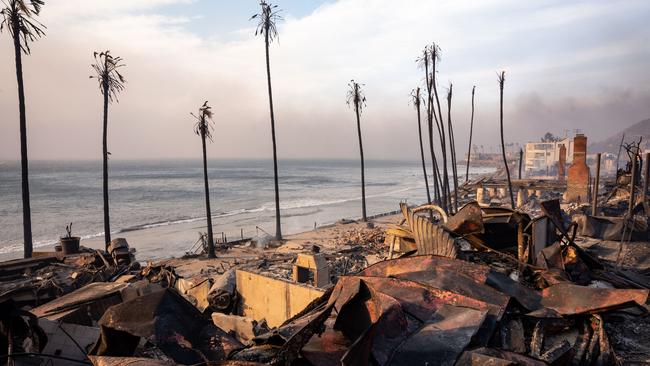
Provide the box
[3,0,513,259]
[410,44,513,214]
[2,0,301,258]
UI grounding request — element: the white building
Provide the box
[524,138,574,177]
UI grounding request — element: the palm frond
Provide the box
[346,79,367,114]
[497,70,505,87]
[430,42,442,63]
[1,0,46,54]
[415,45,430,70]
[410,87,424,109]
[192,101,215,142]
[90,50,126,103]
[251,1,282,43]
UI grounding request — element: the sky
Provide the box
[0,0,649,161]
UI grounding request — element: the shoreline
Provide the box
[0,205,407,263]
[0,165,497,262]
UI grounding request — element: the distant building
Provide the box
[524,138,574,177]
[600,153,617,176]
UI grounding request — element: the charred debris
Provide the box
[1,147,650,365]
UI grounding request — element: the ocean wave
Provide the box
[0,230,107,255]
[0,184,421,255]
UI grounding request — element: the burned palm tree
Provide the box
[416,46,441,206]
[251,1,283,240]
[430,43,450,212]
[347,80,368,221]
[191,101,216,259]
[447,83,459,212]
[498,71,515,209]
[411,87,431,205]
[1,0,45,258]
[90,51,125,249]
[465,86,476,182]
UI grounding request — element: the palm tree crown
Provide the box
[410,87,424,110]
[251,1,281,42]
[346,80,366,113]
[1,0,45,54]
[192,101,214,140]
[90,51,126,102]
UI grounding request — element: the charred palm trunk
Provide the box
[427,103,442,206]
[355,101,367,221]
[424,61,441,206]
[415,93,431,205]
[498,72,515,209]
[265,28,282,240]
[102,76,111,249]
[201,131,216,258]
[12,20,33,258]
[431,58,449,212]
[465,86,475,182]
[447,85,459,212]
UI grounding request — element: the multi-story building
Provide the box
[524,138,574,177]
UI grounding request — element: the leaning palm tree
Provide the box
[410,87,431,206]
[251,1,283,240]
[90,51,125,250]
[347,80,368,221]
[498,71,515,209]
[191,101,216,258]
[1,0,45,258]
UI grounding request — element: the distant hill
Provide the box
[590,118,650,154]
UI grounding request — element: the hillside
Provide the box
[590,118,650,153]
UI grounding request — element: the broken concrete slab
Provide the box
[212,312,264,343]
[235,269,325,328]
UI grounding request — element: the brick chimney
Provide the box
[565,134,589,202]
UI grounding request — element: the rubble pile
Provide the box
[1,186,649,365]
[0,247,135,308]
[228,201,650,365]
[332,226,386,252]
[246,227,388,283]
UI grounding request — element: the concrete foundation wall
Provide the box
[236,269,326,327]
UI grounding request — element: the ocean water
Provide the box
[0,159,494,260]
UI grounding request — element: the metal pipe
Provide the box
[592,153,601,216]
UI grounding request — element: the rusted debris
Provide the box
[388,304,488,366]
[540,283,648,315]
[400,203,459,257]
[31,282,129,325]
[90,288,243,364]
[444,201,484,235]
